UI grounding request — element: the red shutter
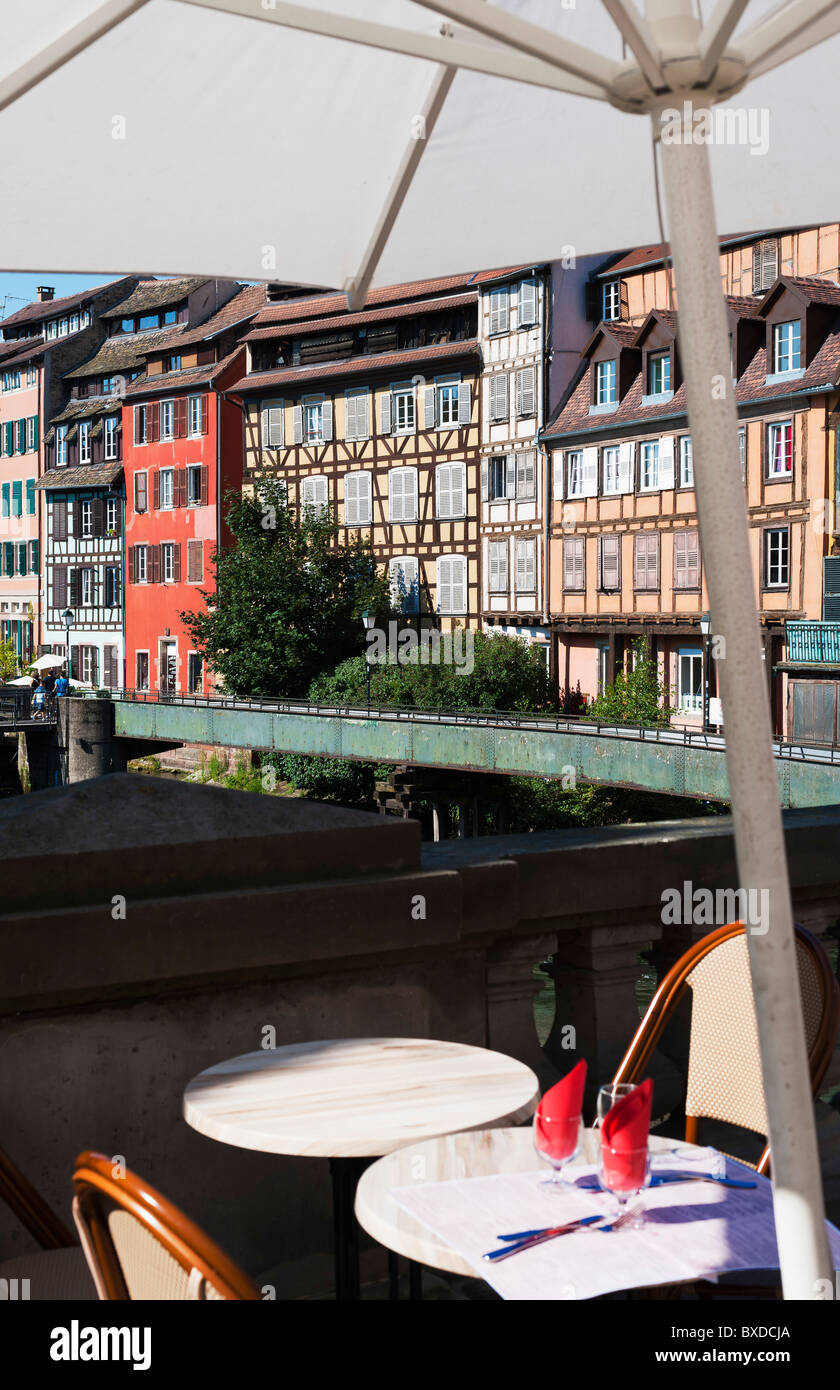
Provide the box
[152,471,161,509]
[200,394,209,434]
[150,545,161,583]
[199,465,209,505]
[128,547,136,584]
[134,406,143,445]
[135,472,147,514]
[172,543,181,582]
[53,499,67,541]
[53,566,67,608]
[174,397,187,438]
[147,402,160,443]
[70,645,80,680]
[175,469,186,507]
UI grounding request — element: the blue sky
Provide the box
[0,272,119,324]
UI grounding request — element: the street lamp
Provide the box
[362,608,376,710]
[699,611,711,734]
[62,609,74,679]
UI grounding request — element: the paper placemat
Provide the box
[391,1157,840,1301]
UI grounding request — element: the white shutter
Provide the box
[346,392,358,441]
[345,472,358,524]
[444,555,466,613]
[458,381,471,425]
[490,374,508,422]
[424,385,436,429]
[357,391,369,440]
[489,288,510,335]
[519,279,537,326]
[450,461,466,517]
[381,392,391,434]
[658,435,675,490]
[322,400,333,442]
[515,538,536,592]
[389,469,404,522]
[618,441,635,494]
[314,476,327,509]
[489,540,507,592]
[516,450,536,500]
[261,402,284,448]
[405,467,418,522]
[582,447,599,497]
[292,405,303,444]
[481,458,489,501]
[436,463,452,519]
[437,556,452,612]
[504,454,517,501]
[346,391,368,441]
[390,557,419,611]
[553,449,564,500]
[516,366,536,417]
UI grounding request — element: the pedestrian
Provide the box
[54,669,70,698]
[32,679,46,720]
[42,670,56,695]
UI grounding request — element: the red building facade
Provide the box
[121,284,263,694]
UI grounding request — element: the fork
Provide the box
[484,1210,633,1262]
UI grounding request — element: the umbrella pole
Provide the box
[655,105,832,1297]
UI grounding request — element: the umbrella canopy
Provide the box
[2,0,837,1299]
[28,654,65,671]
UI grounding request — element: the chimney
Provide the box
[36,286,55,303]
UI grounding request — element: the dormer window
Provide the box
[166,355,181,373]
[648,351,670,395]
[595,360,616,405]
[773,320,801,374]
[603,281,621,321]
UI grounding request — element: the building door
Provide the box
[160,640,177,695]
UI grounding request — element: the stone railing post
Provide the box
[485,934,559,1090]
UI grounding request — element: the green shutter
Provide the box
[11,481,22,517]
[30,539,38,574]
[16,419,25,453]
[3,422,12,455]
[31,415,38,451]
[3,543,12,577]
[1,484,8,518]
[26,479,35,515]
[16,543,25,576]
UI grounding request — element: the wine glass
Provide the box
[595,1082,636,1129]
[598,1141,651,1229]
[533,1110,583,1193]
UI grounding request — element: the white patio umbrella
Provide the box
[28,654,65,671]
[1,0,839,1298]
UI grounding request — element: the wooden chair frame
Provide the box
[72,1151,261,1301]
[612,921,840,1175]
[0,1142,76,1249]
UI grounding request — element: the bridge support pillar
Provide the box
[63,698,127,783]
[486,934,559,1090]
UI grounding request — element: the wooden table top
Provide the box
[183,1038,539,1159]
[354,1127,707,1276]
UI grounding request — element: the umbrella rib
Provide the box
[738,0,840,72]
[0,0,151,114]
[697,0,751,81]
[600,0,664,88]
[175,0,607,100]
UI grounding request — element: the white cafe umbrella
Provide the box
[28,654,65,671]
[2,0,838,1298]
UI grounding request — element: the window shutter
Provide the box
[380,391,392,435]
[356,391,369,440]
[174,397,187,438]
[451,556,466,613]
[134,407,143,445]
[504,455,517,501]
[128,547,136,584]
[405,469,418,522]
[553,451,564,500]
[618,442,635,493]
[315,476,328,509]
[437,464,452,519]
[262,401,284,448]
[481,458,488,501]
[389,470,403,522]
[516,451,536,500]
[686,531,700,588]
[200,395,209,434]
[599,535,620,590]
[70,646,80,681]
[172,468,183,507]
[564,537,584,590]
[646,534,660,588]
[458,381,471,425]
[634,534,648,589]
[147,403,159,444]
[92,497,105,536]
[489,540,507,592]
[450,462,466,517]
[67,500,76,537]
[11,480,22,517]
[515,538,536,592]
[519,279,537,326]
[515,366,536,417]
[424,386,436,429]
[150,545,161,583]
[135,473,147,514]
[172,543,182,582]
[322,399,334,442]
[359,472,372,524]
[292,405,303,444]
[197,465,209,506]
[345,393,358,442]
[345,473,359,525]
[437,557,452,612]
[53,566,67,607]
[17,418,25,453]
[658,435,676,490]
[490,374,508,421]
[152,471,161,509]
[54,499,67,541]
[582,447,599,497]
[489,288,510,335]
[620,281,629,319]
[68,568,80,606]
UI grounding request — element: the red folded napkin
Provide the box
[534,1059,587,1161]
[601,1077,653,1191]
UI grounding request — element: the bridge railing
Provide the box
[0,688,59,726]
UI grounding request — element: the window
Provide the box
[519,278,538,327]
[603,281,621,321]
[188,653,203,693]
[602,446,621,495]
[640,440,660,491]
[488,540,508,593]
[436,461,466,519]
[515,366,536,417]
[773,320,801,374]
[595,360,616,405]
[160,400,174,439]
[26,479,35,516]
[515,537,536,594]
[301,475,328,514]
[162,543,175,583]
[598,535,621,591]
[47,321,57,340]
[487,455,514,502]
[389,557,420,613]
[303,398,324,444]
[104,416,118,460]
[70,313,79,332]
[186,465,203,505]
[134,404,148,445]
[187,395,204,436]
[344,471,372,526]
[597,644,610,695]
[105,566,120,606]
[26,366,36,387]
[648,352,671,395]
[752,238,779,294]
[80,568,94,605]
[344,388,369,442]
[563,537,585,591]
[261,399,285,447]
[765,527,789,587]
[679,436,693,488]
[80,500,93,537]
[58,318,68,337]
[436,555,467,614]
[159,469,174,508]
[388,467,418,523]
[134,472,148,514]
[106,498,119,533]
[739,427,746,483]
[28,539,38,573]
[80,647,98,685]
[634,532,660,590]
[678,650,704,713]
[178,539,201,585]
[391,385,415,434]
[166,355,181,373]
[139,314,158,331]
[566,450,584,499]
[81,309,91,327]
[26,416,36,452]
[136,652,149,689]
[489,374,509,422]
[135,546,148,583]
[767,420,793,478]
[515,450,536,501]
[437,378,459,427]
[673,530,700,590]
[489,288,510,335]
[121,318,135,334]
[162,309,177,326]
[79,421,92,463]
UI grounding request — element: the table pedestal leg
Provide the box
[408,1260,422,1301]
[330,1157,365,1301]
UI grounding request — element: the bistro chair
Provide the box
[0,1141,96,1299]
[72,1151,261,1300]
[613,921,840,1174]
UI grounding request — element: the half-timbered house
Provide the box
[231,276,483,631]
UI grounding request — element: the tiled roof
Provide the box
[148,283,267,354]
[252,272,479,328]
[594,234,751,278]
[770,274,840,307]
[230,339,480,394]
[35,463,122,491]
[244,292,477,344]
[125,346,244,398]
[727,295,763,318]
[0,336,48,368]
[51,396,121,426]
[101,277,207,319]
[0,277,134,331]
[471,264,542,285]
[64,326,188,380]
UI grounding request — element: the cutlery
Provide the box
[484,1211,630,1262]
[495,1213,606,1242]
[576,1171,755,1191]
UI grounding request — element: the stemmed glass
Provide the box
[596,1083,650,1229]
[596,1082,636,1128]
[533,1110,584,1193]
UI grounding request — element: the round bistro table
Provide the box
[183,1037,539,1299]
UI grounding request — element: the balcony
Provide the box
[786,621,840,664]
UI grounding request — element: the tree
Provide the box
[181,482,392,698]
[0,638,18,683]
[588,637,669,727]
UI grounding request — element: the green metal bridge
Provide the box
[110,693,840,809]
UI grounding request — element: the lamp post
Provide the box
[699,611,711,734]
[361,608,376,710]
[62,608,74,680]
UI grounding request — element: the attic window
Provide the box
[773,320,801,374]
[752,239,779,295]
[595,360,616,405]
[602,281,621,321]
[648,351,671,395]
